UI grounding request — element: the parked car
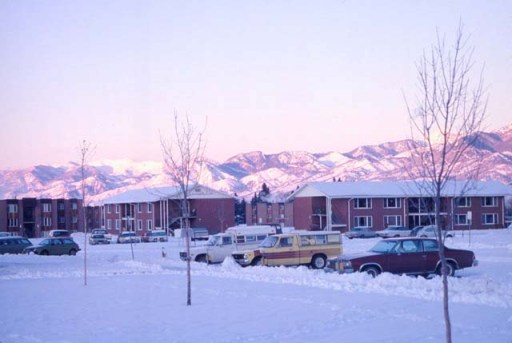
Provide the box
[48,230,71,238]
[416,225,454,238]
[0,236,32,254]
[91,228,108,235]
[325,237,477,277]
[117,232,141,244]
[91,228,112,242]
[409,226,424,237]
[89,234,110,245]
[142,230,169,243]
[375,226,412,238]
[345,227,378,239]
[23,238,80,256]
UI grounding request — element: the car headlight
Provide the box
[339,260,352,269]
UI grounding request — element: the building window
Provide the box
[354,198,371,209]
[454,214,468,225]
[137,220,143,230]
[147,203,153,213]
[481,213,498,225]
[107,205,111,214]
[58,203,65,211]
[59,217,65,224]
[456,197,471,208]
[8,204,18,213]
[354,216,372,227]
[138,203,142,213]
[147,219,153,230]
[8,218,18,227]
[384,198,401,209]
[72,202,78,210]
[115,219,121,229]
[481,197,497,207]
[42,217,52,226]
[107,219,112,229]
[115,205,120,213]
[384,215,401,226]
[72,216,78,224]
[42,203,52,213]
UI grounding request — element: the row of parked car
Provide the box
[345,225,454,239]
[178,224,478,278]
[0,236,81,256]
[89,229,171,245]
[0,228,174,255]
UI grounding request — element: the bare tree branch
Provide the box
[405,23,487,343]
[160,111,207,306]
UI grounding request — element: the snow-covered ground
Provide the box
[1,229,512,343]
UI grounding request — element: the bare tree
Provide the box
[161,111,206,306]
[405,24,487,342]
[79,139,94,286]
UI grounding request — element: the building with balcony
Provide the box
[0,198,83,237]
[100,184,235,235]
[289,180,512,232]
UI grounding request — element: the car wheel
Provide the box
[69,249,77,256]
[311,254,326,269]
[363,266,380,277]
[196,254,208,263]
[40,250,49,256]
[252,256,263,266]
[420,235,428,238]
[436,261,455,277]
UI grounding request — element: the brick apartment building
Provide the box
[245,201,294,227]
[99,184,235,235]
[0,198,83,238]
[289,180,512,232]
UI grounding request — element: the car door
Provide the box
[210,236,234,263]
[421,239,440,273]
[265,236,296,266]
[386,239,425,274]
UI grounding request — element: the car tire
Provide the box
[40,250,49,256]
[311,254,326,269]
[252,256,263,266]
[196,254,208,263]
[436,262,455,277]
[69,249,77,256]
[363,266,380,277]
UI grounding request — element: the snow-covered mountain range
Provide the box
[1,124,511,203]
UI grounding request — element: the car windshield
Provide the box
[370,240,398,253]
[206,235,222,246]
[352,228,362,232]
[260,236,278,248]
[39,239,51,245]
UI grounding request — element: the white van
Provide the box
[179,225,281,263]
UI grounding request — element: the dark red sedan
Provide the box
[325,237,478,277]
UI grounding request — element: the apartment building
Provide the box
[0,198,83,237]
[289,180,512,232]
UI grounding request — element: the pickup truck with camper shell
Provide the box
[179,224,281,264]
[254,231,342,269]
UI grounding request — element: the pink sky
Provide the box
[1,1,510,169]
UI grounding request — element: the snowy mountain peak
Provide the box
[1,124,511,201]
